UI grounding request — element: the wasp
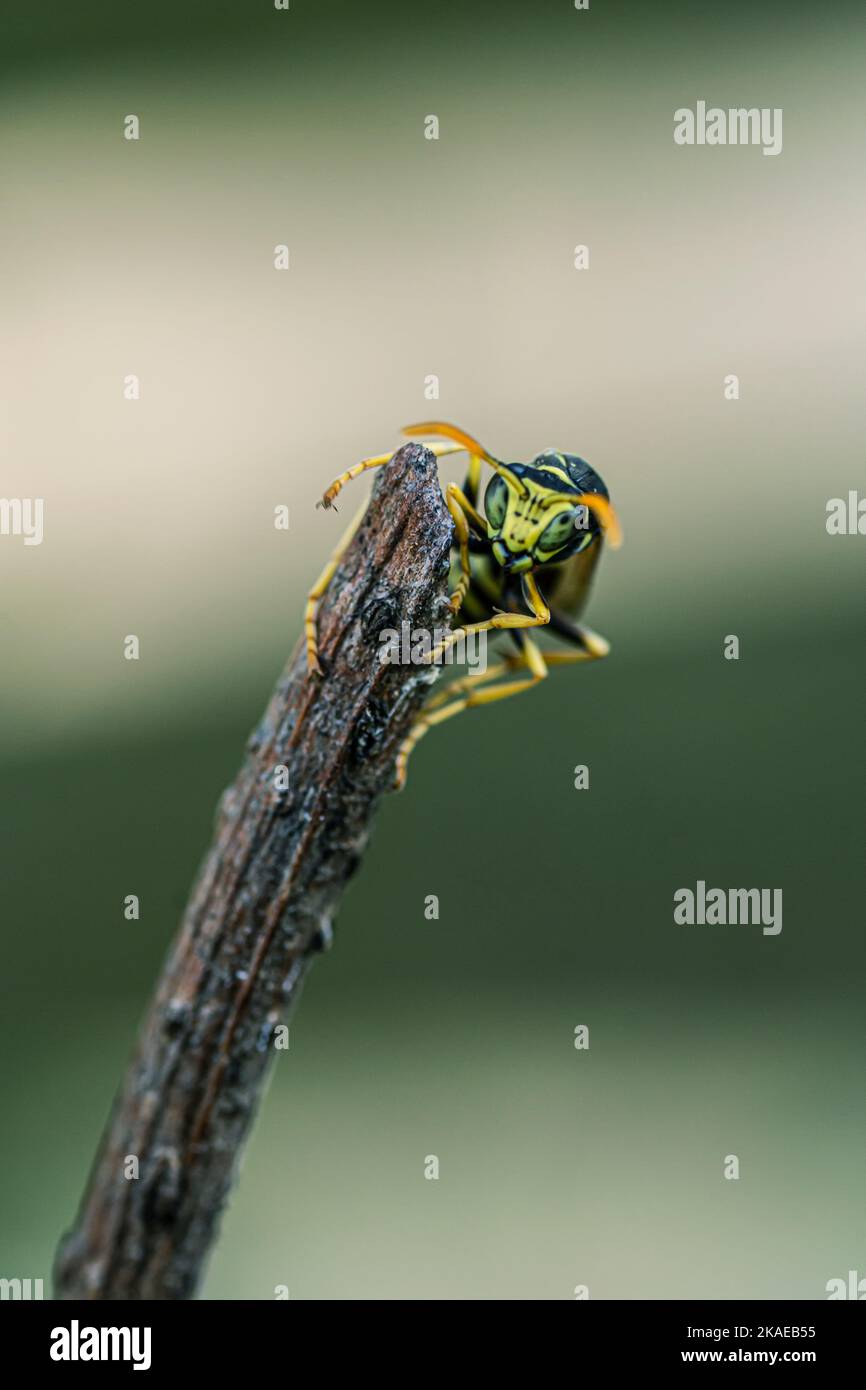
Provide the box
[304,422,621,789]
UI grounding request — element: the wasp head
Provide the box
[484,461,610,571]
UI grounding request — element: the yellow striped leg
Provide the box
[464,453,483,508]
[319,441,465,510]
[424,570,551,667]
[445,485,474,612]
[395,639,548,789]
[394,640,608,789]
[304,502,367,674]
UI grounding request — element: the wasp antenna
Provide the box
[402,422,528,497]
[402,421,488,457]
[576,493,623,549]
[572,493,623,549]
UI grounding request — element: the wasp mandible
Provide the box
[305,422,621,789]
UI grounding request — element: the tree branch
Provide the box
[54,443,452,1300]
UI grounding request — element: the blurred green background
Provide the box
[1,0,864,1298]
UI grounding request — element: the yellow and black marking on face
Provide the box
[483,451,609,573]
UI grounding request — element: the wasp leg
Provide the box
[445,486,472,614]
[463,454,483,509]
[427,618,609,722]
[394,639,549,789]
[403,423,485,505]
[424,571,551,666]
[419,656,519,714]
[310,438,474,671]
[304,502,367,675]
[449,482,486,535]
[445,484,486,613]
[548,609,611,659]
[395,619,611,787]
[319,441,464,510]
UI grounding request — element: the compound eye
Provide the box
[538,509,577,555]
[484,475,508,529]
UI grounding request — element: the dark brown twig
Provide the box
[54,443,452,1300]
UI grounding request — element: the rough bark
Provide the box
[54,442,452,1300]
